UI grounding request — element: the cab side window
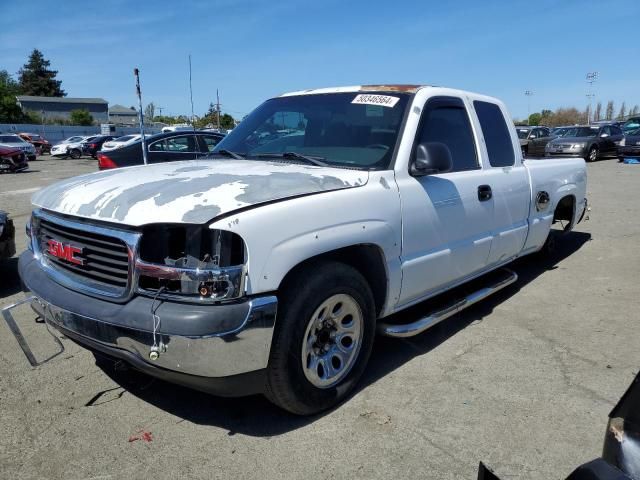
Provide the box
[474,100,515,167]
[166,135,197,152]
[149,140,166,151]
[416,97,479,172]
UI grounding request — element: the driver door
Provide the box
[396,96,494,306]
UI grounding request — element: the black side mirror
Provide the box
[410,142,453,176]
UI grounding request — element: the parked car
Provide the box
[0,134,37,161]
[516,126,554,157]
[0,145,28,173]
[161,124,193,133]
[545,124,624,161]
[81,135,115,158]
[0,210,16,260]
[50,136,92,159]
[622,117,640,134]
[618,128,640,162]
[97,131,224,169]
[551,126,571,137]
[100,134,144,152]
[11,85,587,414]
[18,133,51,155]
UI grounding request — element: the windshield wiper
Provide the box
[212,149,245,160]
[252,151,328,167]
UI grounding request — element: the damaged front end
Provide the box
[136,224,246,303]
[4,209,277,396]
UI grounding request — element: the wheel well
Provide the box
[554,195,575,231]
[278,244,388,316]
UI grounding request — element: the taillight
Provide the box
[90,143,97,148]
[97,152,117,169]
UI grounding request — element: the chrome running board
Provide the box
[378,268,518,338]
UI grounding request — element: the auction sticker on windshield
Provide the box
[352,94,400,108]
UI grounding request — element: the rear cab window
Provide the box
[473,101,515,167]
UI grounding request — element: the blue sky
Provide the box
[1,0,638,120]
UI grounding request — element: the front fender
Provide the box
[208,171,403,308]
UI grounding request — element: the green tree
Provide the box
[0,70,28,122]
[528,112,542,126]
[70,109,93,125]
[18,49,65,97]
[605,101,614,120]
[220,113,235,129]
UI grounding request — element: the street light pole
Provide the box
[586,71,599,125]
[525,90,533,124]
[134,68,148,166]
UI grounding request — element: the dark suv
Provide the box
[82,135,115,158]
[97,130,225,169]
[545,125,624,162]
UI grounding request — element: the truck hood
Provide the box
[31,159,369,226]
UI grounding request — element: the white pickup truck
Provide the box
[12,85,587,415]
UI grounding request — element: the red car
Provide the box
[0,145,28,173]
[18,132,51,155]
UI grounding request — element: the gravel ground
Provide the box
[0,156,638,480]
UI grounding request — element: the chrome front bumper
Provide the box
[15,250,278,381]
[30,295,277,378]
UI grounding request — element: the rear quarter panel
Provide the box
[522,157,587,253]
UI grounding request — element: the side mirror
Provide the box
[410,142,453,176]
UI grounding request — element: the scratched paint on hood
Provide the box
[31,160,368,226]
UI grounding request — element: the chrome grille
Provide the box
[39,219,129,287]
[32,210,141,301]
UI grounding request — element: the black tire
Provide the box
[70,149,81,159]
[586,145,598,162]
[265,261,376,415]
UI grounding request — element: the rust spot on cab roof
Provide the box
[359,84,423,93]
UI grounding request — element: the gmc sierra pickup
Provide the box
[9,85,587,414]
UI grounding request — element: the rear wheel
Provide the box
[265,261,375,415]
[586,145,598,162]
[69,149,81,159]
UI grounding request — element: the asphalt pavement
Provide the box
[0,155,638,479]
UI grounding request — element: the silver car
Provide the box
[0,134,37,161]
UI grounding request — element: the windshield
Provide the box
[516,129,531,139]
[0,135,22,143]
[564,127,598,138]
[623,119,640,133]
[212,92,411,169]
[551,128,568,137]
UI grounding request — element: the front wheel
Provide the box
[69,149,81,159]
[265,261,376,415]
[586,145,598,162]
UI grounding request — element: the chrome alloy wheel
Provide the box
[301,294,364,389]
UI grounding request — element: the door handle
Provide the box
[478,185,492,201]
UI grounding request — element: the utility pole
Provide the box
[189,54,195,130]
[586,71,598,125]
[134,68,148,166]
[216,89,221,130]
[525,90,533,124]
[157,106,164,116]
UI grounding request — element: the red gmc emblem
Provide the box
[46,239,85,266]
